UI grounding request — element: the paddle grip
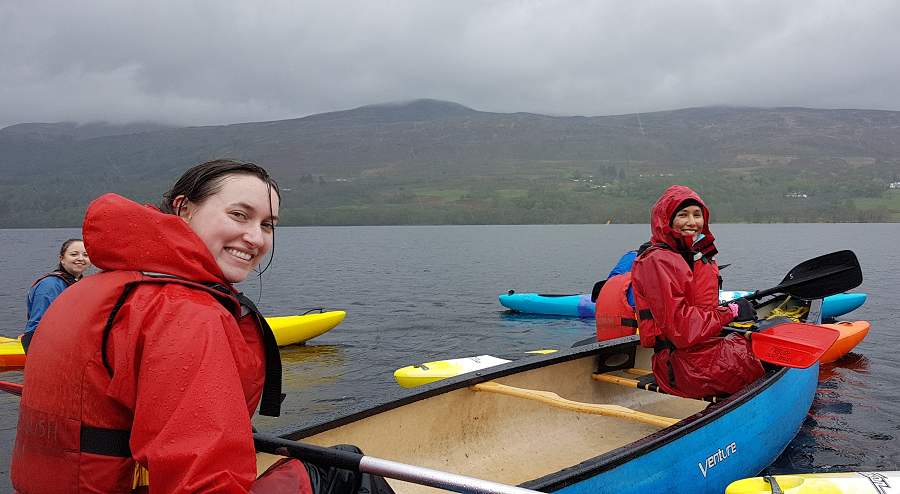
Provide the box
[720,327,753,340]
[254,434,362,471]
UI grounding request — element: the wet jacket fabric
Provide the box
[11,193,288,494]
[630,185,765,399]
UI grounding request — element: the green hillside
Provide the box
[2,100,899,227]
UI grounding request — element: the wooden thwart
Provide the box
[470,381,680,428]
[592,369,724,404]
[623,368,652,376]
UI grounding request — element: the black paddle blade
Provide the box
[755,250,863,300]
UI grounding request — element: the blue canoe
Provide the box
[499,290,866,320]
[273,300,824,494]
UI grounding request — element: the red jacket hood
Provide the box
[82,193,232,289]
[650,185,714,251]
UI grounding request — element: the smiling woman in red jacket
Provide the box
[11,160,393,494]
[630,185,765,400]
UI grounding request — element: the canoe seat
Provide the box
[592,369,728,404]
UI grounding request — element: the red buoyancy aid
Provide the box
[595,272,638,341]
[11,270,278,493]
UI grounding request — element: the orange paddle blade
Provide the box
[751,322,840,369]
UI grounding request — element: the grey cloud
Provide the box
[2,0,899,129]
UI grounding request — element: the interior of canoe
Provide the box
[257,295,809,493]
[261,344,708,494]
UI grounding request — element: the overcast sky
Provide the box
[2,0,899,129]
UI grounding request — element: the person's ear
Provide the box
[172,195,191,221]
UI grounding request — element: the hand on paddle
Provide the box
[727,299,757,322]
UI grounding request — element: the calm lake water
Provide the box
[0,223,897,491]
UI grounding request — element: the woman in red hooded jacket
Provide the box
[12,160,393,494]
[630,185,765,400]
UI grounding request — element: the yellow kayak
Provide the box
[267,311,346,347]
[393,350,557,388]
[726,471,900,494]
[0,310,346,370]
[394,355,512,388]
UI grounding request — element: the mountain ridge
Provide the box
[2,99,899,227]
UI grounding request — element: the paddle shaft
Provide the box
[254,434,541,494]
[0,380,22,396]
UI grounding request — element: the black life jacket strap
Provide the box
[652,339,675,353]
[81,426,131,457]
[236,293,284,418]
[621,318,639,328]
[638,309,653,321]
[652,339,678,388]
[101,284,136,378]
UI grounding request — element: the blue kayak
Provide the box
[499,290,866,320]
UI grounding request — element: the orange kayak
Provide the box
[819,320,869,363]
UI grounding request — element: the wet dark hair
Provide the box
[57,238,84,272]
[159,159,280,276]
[159,159,281,214]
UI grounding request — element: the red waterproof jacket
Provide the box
[12,194,301,494]
[630,186,765,399]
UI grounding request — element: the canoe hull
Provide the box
[499,291,865,319]
[531,358,817,494]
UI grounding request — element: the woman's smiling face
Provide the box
[671,205,704,242]
[59,240,90,277]
[175,174,279,284]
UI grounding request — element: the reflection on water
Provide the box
[274,344,354,422]
[762,352,892,474]
[818,353,870,381]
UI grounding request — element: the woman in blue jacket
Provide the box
[23,238,90,353]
